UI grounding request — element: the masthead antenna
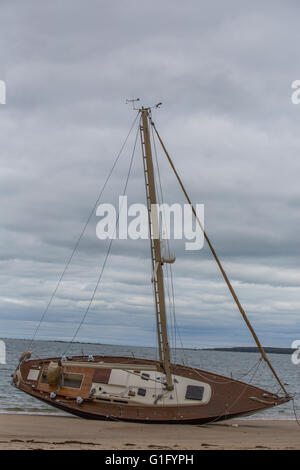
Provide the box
[126,98,163,111]
[126,98,140,110]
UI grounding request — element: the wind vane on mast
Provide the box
[126,98,163,111]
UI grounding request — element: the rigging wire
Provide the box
[226,358,262,413]
[64,119,140,354]
[150,120,188,366]
[151,117,289,397]
[150,121,175,358]
[191,356,263,386]
[291,397,300,426]
[150,120,177,353]
[28,112,139,349]
[205,357,263,425]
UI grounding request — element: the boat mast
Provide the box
[139,108,173,391]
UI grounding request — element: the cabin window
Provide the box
[185,385,204,401]
[63,373,83,389]
[27,369,40,381]
[141,373,150,381]
[39,370,83,389]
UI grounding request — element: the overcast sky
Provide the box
[0,1,300,350]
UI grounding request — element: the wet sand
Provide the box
[0,414,299,450]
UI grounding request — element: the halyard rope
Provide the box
[28,112,139,349]
[64,120,140,353]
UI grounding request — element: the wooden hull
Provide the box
[13,355,290,424]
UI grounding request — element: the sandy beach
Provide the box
[0,414,299,450]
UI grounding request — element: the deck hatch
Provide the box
[63,372,83,389]
[93,368,111,384]
[185,385,204,401]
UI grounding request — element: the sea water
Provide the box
[0,338,299,420]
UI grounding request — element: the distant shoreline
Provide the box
[201,346,296,355]
[2,337,296,354]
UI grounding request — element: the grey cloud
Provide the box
[0,0,299,348]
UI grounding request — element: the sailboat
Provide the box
[13,103,291,423]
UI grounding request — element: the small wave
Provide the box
[0,408,296,420]
[0,408,68,416]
